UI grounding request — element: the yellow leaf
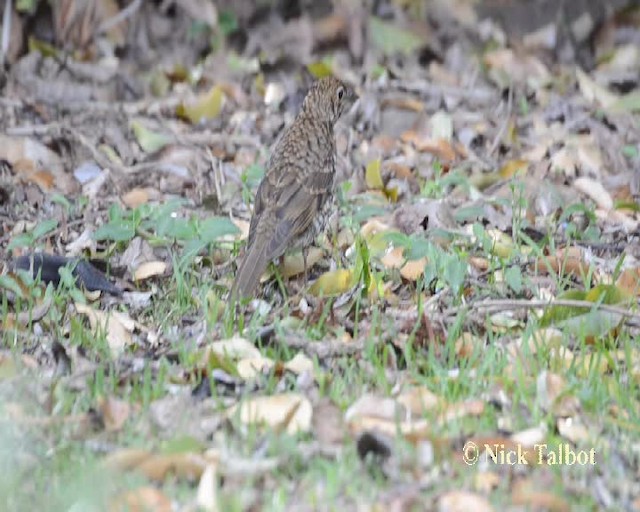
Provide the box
[131,120,171,153]
[307,61,333,78]
[499,159,529,179]
[309,269,355,296]
[177,85,224,124]
[584,284,631,305]
[365,159,384,190]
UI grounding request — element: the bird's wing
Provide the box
[254,156,334,261]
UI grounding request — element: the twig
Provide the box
[98,0,143,35]
[488,84,513,157]
[1,0,10,63]
[275,335,365,358]
[381,79,497,104]
[443,298,640,326]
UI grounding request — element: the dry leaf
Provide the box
[574,177,614,210]
[312,399,345,445]
[133,261,168,281]
[557,417,591,444]
[236,356,274,380]
[226,393,313,434]
[616,267,640,297]
[396,387,440,416]
[511,479,570,512]
[177,85,225,123]
[201,336,261,362]
[576,68,618,109]
[281,247,324,278]
[401,130,457,162]
[75,303,134,357]
[309,269,355,296]
[438,490,494,512]
[536,371,580,417]
[98,396,131,432]
[283,352,314,375]
[109,486,172,512]
[400,257,427,281]
[196,464,219,512]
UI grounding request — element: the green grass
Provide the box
[0,179,638,511]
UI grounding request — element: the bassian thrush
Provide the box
[230,76,356,300]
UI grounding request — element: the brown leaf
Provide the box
[135,453,207,481]
[438,490,494,512]
[312,399,345,445]
[98,396,131,432]
[537,246,590,280]
[536,371,580,417]
[616,267,640,297]
[511,478,570,512]
[401,130,457,162]
[109,486,172,512]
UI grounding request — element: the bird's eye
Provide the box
[337,87,344,100]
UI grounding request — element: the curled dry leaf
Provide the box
[454,333,482,358]
[312,399,345,445]
[226,393,313,435]
[283,352,314,375]
[510,425,547,447]
[380,248,428,281]
[616,267,640,297]
[177,85,225,124]
[282,247,324,278]
[396,387,440,417]
[196,463,219,512]
[201,335,261,362]
[108,486,172,512]
[121,187,153,208]
[573,177,614,211]
[236,356,274,380]
[133,261,168,281]
[309,269,356,297]
[75,303,134,357]
[438,490,494,512]
[557,417,592,444]
[346,393,483,439]
[536,371,580,417]
[400,130,457,162]
[98,396,131,432]
[0,135,77,194]
[576,68,618,109]
[400,257,427,281]
[511,478,570,512]
[474,471,501,493]
[103,448,152,471]
[103,448,208,481]
[345,394,405,424]
[135,452,207,481]
[483,48,551,87]
[537,246,590,280]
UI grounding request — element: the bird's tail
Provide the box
[229,239,270,302]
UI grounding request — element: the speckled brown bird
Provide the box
[231,76,356,300]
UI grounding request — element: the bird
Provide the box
[230,76,356,300]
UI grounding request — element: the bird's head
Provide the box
[302,76,357,125]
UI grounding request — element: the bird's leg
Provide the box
[302,246,309,286]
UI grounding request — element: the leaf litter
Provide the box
[1,0,640,510]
